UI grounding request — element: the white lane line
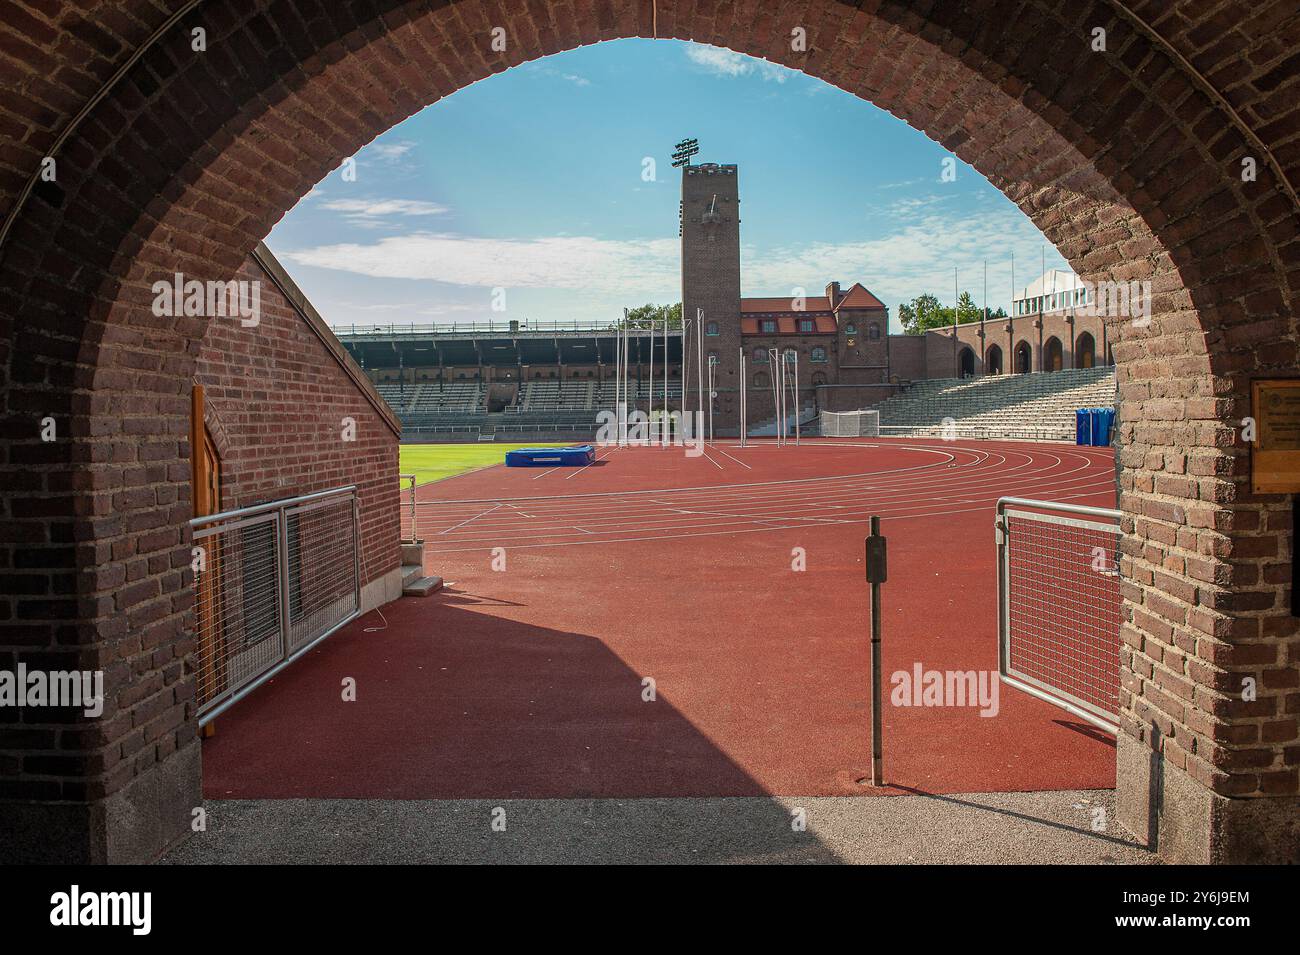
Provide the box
[436,502,504,535]
[708,442,751,469]
[565,444,620,480]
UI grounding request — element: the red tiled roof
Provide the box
[834,283,886,309]
[740,296,832,313]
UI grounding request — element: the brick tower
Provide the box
[680,162,742,435]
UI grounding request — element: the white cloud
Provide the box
[684,43,790,83]
[282,232,680,297]
[320,198,450,227]
[742,207,1069,310]
[366,141,416,162]
[282,206,1066,320]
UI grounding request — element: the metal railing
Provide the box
[331,320,672,338]
[995,497,1122,734]
[192,486,361,722]
[878,423,1075,442]
[400,473,417,541]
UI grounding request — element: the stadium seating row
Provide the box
[868,366,1117,441]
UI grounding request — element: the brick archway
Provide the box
[2,1,1297,863]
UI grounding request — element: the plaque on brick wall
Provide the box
[1251,379,1300,493]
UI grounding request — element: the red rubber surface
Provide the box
[203,438,1119,799]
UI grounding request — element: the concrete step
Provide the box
[403,575,444,597]
[401,563,424,587]
[400,541,424,565]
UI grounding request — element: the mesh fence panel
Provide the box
[287,496,360,653]
[194,513,284,713]
[193,488,359,719]
[1001,505,1121,728]
[819,409,880,437]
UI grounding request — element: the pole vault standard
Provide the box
[695,307,705,445]
[625,313,632,440]
[785,356,795,446]
[681,314,691,442]
[739,347,747,447]
[768,347,783,446]
[663,315,669,445]
[611,315,620,446]
[648,319,654,446]
[707,355,715,443]
[617,309,627,446]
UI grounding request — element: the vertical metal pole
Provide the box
[769,349,776,443]
[696,307,704,445]
[867,515,886,787]
[707,358,714,443]
[794,356,800,446]
[648,319,655,445]
[739,348,746,446]
[664,316,669,445]
[612,317,620,444]
[407,475,416,538]
[352,491,362,614]
[626,311,631,449]
[681,317,690,431]
[277,507,292,662]
[780,351,787,446]
[625,314,632,437]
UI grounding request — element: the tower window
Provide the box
[845,324,856,335]
[811,347,827,363]
[706,321,719,336]
[868,323,880,340]
[752,348,768,363]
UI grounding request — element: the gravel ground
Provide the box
[161,788,1155,865]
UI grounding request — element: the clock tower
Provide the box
[680,162,742,435]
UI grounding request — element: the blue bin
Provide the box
[1092,408,1116,446]
[1075,408,1092,445]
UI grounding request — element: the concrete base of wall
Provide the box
[1117,731,1300,863]
[361,566,402,615]
[0,740,202,864]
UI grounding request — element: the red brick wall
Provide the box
[1,0,1297,863]
[888,335,928,381]
[196,255,400,592]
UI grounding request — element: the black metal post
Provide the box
[866,516,888,786]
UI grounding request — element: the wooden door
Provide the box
[192,386,223,728]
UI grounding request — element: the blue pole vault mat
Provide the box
[505,445,596,467]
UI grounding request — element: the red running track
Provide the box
[203,438,1119,800]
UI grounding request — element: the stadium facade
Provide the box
[335,162,1116,437]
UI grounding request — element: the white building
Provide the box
[1012,268,1091,317]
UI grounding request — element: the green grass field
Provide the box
[399,442,567,485]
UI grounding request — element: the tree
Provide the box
[899,292,945,335]
[617,302,682,329]
[900,290,995,334]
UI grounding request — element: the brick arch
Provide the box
[2,1,1297,863]
[1043,336,1064,372]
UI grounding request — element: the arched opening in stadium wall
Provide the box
[2,1,1297,865]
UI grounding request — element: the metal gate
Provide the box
[995,496,1122,734]
[192,485,361,722]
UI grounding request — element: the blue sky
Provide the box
[267,39,1070,333]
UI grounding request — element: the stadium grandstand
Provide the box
[333,320,687,441]
[333,160,1116,444]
